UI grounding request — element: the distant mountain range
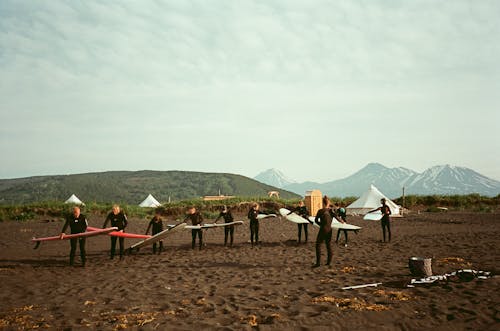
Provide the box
[0,170,300,205]
[254,163,500,198]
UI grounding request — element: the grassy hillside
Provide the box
[0,170,300,205]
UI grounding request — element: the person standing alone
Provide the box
[247,203,262,247]
[215,205,235,247]
[288,200,310,244]
[184,206,204,250]
[313,196,334,268]
[335,202,349,247]
[145,211,164,254]
[60,206,88,267]
[369,198,392,242]
[102,204,128,259]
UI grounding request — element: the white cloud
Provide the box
[0,0,499,181]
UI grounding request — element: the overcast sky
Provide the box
[1,0,499,183]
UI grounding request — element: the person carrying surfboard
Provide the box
[288,201,310,244]
[59,206,88,267]
[368,198,392,243]
[102,205,128,259]
[214,205,235,247]
[247,203,263,247]
[313,196,334,268]
[145,211,164,254]
[184,206,204,250]
[335,202,349,247]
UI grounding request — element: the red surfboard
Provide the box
[31,227,119,249]
[86,226,152,239]
[31,227,118,243]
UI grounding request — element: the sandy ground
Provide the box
[0,211,499,330]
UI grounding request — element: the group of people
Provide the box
[58,204,240,265]
[287,200,350,246]
[177,205,237,250]
[59,198,392,268]
[59,204,128,266]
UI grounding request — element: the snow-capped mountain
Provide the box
[405,165,500,196]
[254,168,296,188]
[283,163,416,197]
[281,163,500,198]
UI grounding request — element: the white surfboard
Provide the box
[256,213,277,220]
[279,208,310,224]
[363,212,383,221]
[308,216,361,231]
[212,221,244,227]
[184,224,217,230]
[129,223,186,250]
[331,218,361,230]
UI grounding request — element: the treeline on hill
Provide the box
[0,170,300,205]
[393,194,500,212]
[0,197,299,222]
[0,196,358,222]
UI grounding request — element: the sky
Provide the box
[1,0,499,183]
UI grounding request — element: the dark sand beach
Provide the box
[0,211,498,330]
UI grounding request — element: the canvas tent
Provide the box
[346,184,400,216]
[64,194,84,205]
[139,194,161,208]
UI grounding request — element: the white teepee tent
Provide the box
[64,194,84,205]
[139,194,161,208]
[346,184,400,216]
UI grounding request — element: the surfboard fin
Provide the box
[33,241,41,250]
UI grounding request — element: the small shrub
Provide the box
[425,206,441,213]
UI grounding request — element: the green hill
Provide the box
[0,170,300,205]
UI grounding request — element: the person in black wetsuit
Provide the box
[102,204,128,259]
[145,211,164,254]
[289,200,310,244]
[184,206,204,250]
[335,202,349,246]
[60,206,88,266]
[215,205,235,247]
[313,196,334,268]
[369,198,392,242]
[247,203,262,247]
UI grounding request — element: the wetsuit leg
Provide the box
[343,230,348,244]
[325,231,333,265]
[153,242,157,254]
[158,240,163,253]
[191,229,197,249]
[336,229,341,243]
[224,227,229,246]
[386,220,391,242]
[297,224,302,243]
[110,236,117,259]
[250,222,254,246]
[79,238,86,266]
[315,232,323,266]
[118,237,124,258]
[250,220,258,246]
[304,224,308,242]
[229,226,234,247]
[255,221,259,245]
[198,229,203,249]
[381,220,387,242]
[69,238,77,266]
